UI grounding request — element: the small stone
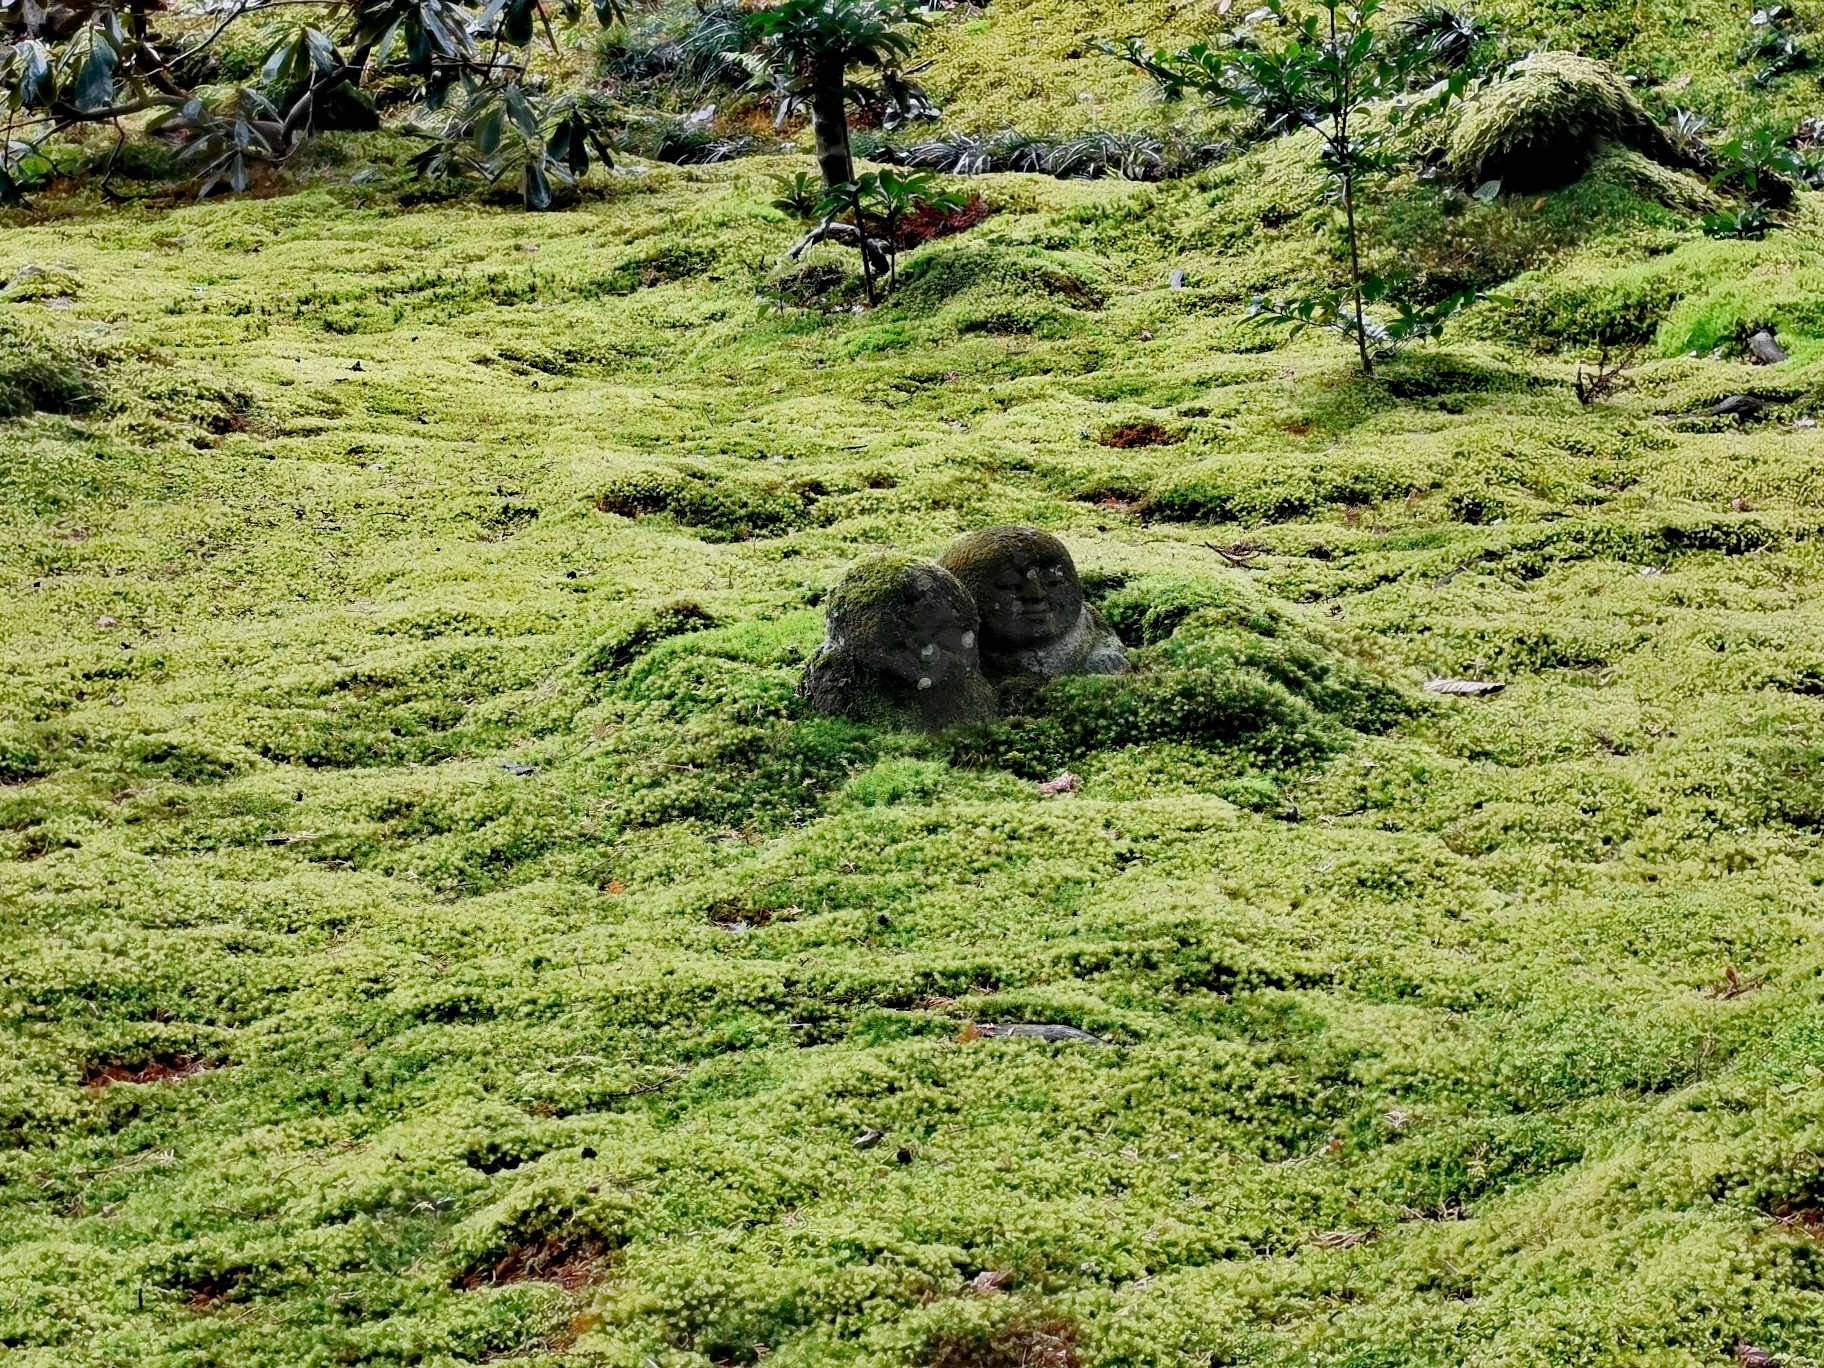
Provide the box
[853,1128,887,1150]
[1747,330,1788,365]
[971,1022,1111,1045]
[96,615,118,628]
[1708,394,1767,420]
[1424,678,1506,697]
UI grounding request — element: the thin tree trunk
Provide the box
[809,66,853,189]
[850,184,875,303]
[1342,164,1371,377]
[1330,4,1372,376]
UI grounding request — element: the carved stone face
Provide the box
[854,576,981,692]
[940,527,1085,653]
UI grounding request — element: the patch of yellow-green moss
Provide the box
[5,61,1824,1368]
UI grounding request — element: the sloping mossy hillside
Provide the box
[8,141,1824,1368]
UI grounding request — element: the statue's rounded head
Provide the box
[825,553,983,692]
[938,526,1084,652]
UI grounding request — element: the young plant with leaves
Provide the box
[780,167,962,304]
[0,0,623,206]
[709,0,934,191]
[1111,0,1482,374]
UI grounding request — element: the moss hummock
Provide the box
[1447,51,1696,193]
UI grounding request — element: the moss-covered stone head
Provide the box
[801,554,997,730]
[938,527,1084,654]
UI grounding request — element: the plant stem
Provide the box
[1330,0,1372,376]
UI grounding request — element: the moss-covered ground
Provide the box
[9,27,1824,1362]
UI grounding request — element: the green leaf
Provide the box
[475,105,505,157]
[524,157,552,209]
[14,40,53,108]
[70,26,119,113]
[503,84,541,137]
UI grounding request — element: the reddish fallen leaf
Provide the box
[1037,772,1080,798]
[605,880,626,894]
[1736,1345,1779,1368]
[1424,678,1505,697]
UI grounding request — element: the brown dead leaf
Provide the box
[1310,1228,1377,1249]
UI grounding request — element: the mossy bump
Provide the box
[1447,52,1692,194]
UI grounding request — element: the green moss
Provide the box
[1446,52,1689,193]
[595,467,820,541]
[8,73,1824,1368]
[1098,575,1280,644]
[577,599,717,674]
[0,314,100,417]
[1,264,82,302]
[1143,452,1428,524]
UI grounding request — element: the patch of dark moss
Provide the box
[1142,454,1426,524]
[589,244,718,296]
[595,467,822,541]
[1098,419,1181,449]
[580,600,718,675]
[0,315,103,418]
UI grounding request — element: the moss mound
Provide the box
[595,467,818,541]
[951,615,1410,777]
[1,264,82,302]
[896,243,1109,335]
[0,315,101,418]
[1142,452,1427,524]
[1447,52,1691,193]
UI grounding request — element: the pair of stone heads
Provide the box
[800,526,1128,731]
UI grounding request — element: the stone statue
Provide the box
[938,526,1128,679]
[799,553,998,731]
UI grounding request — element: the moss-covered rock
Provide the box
[937,526,1127,678]
[2,264,82,302]
[799,553,997,731]
[1447,52,1694,193]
